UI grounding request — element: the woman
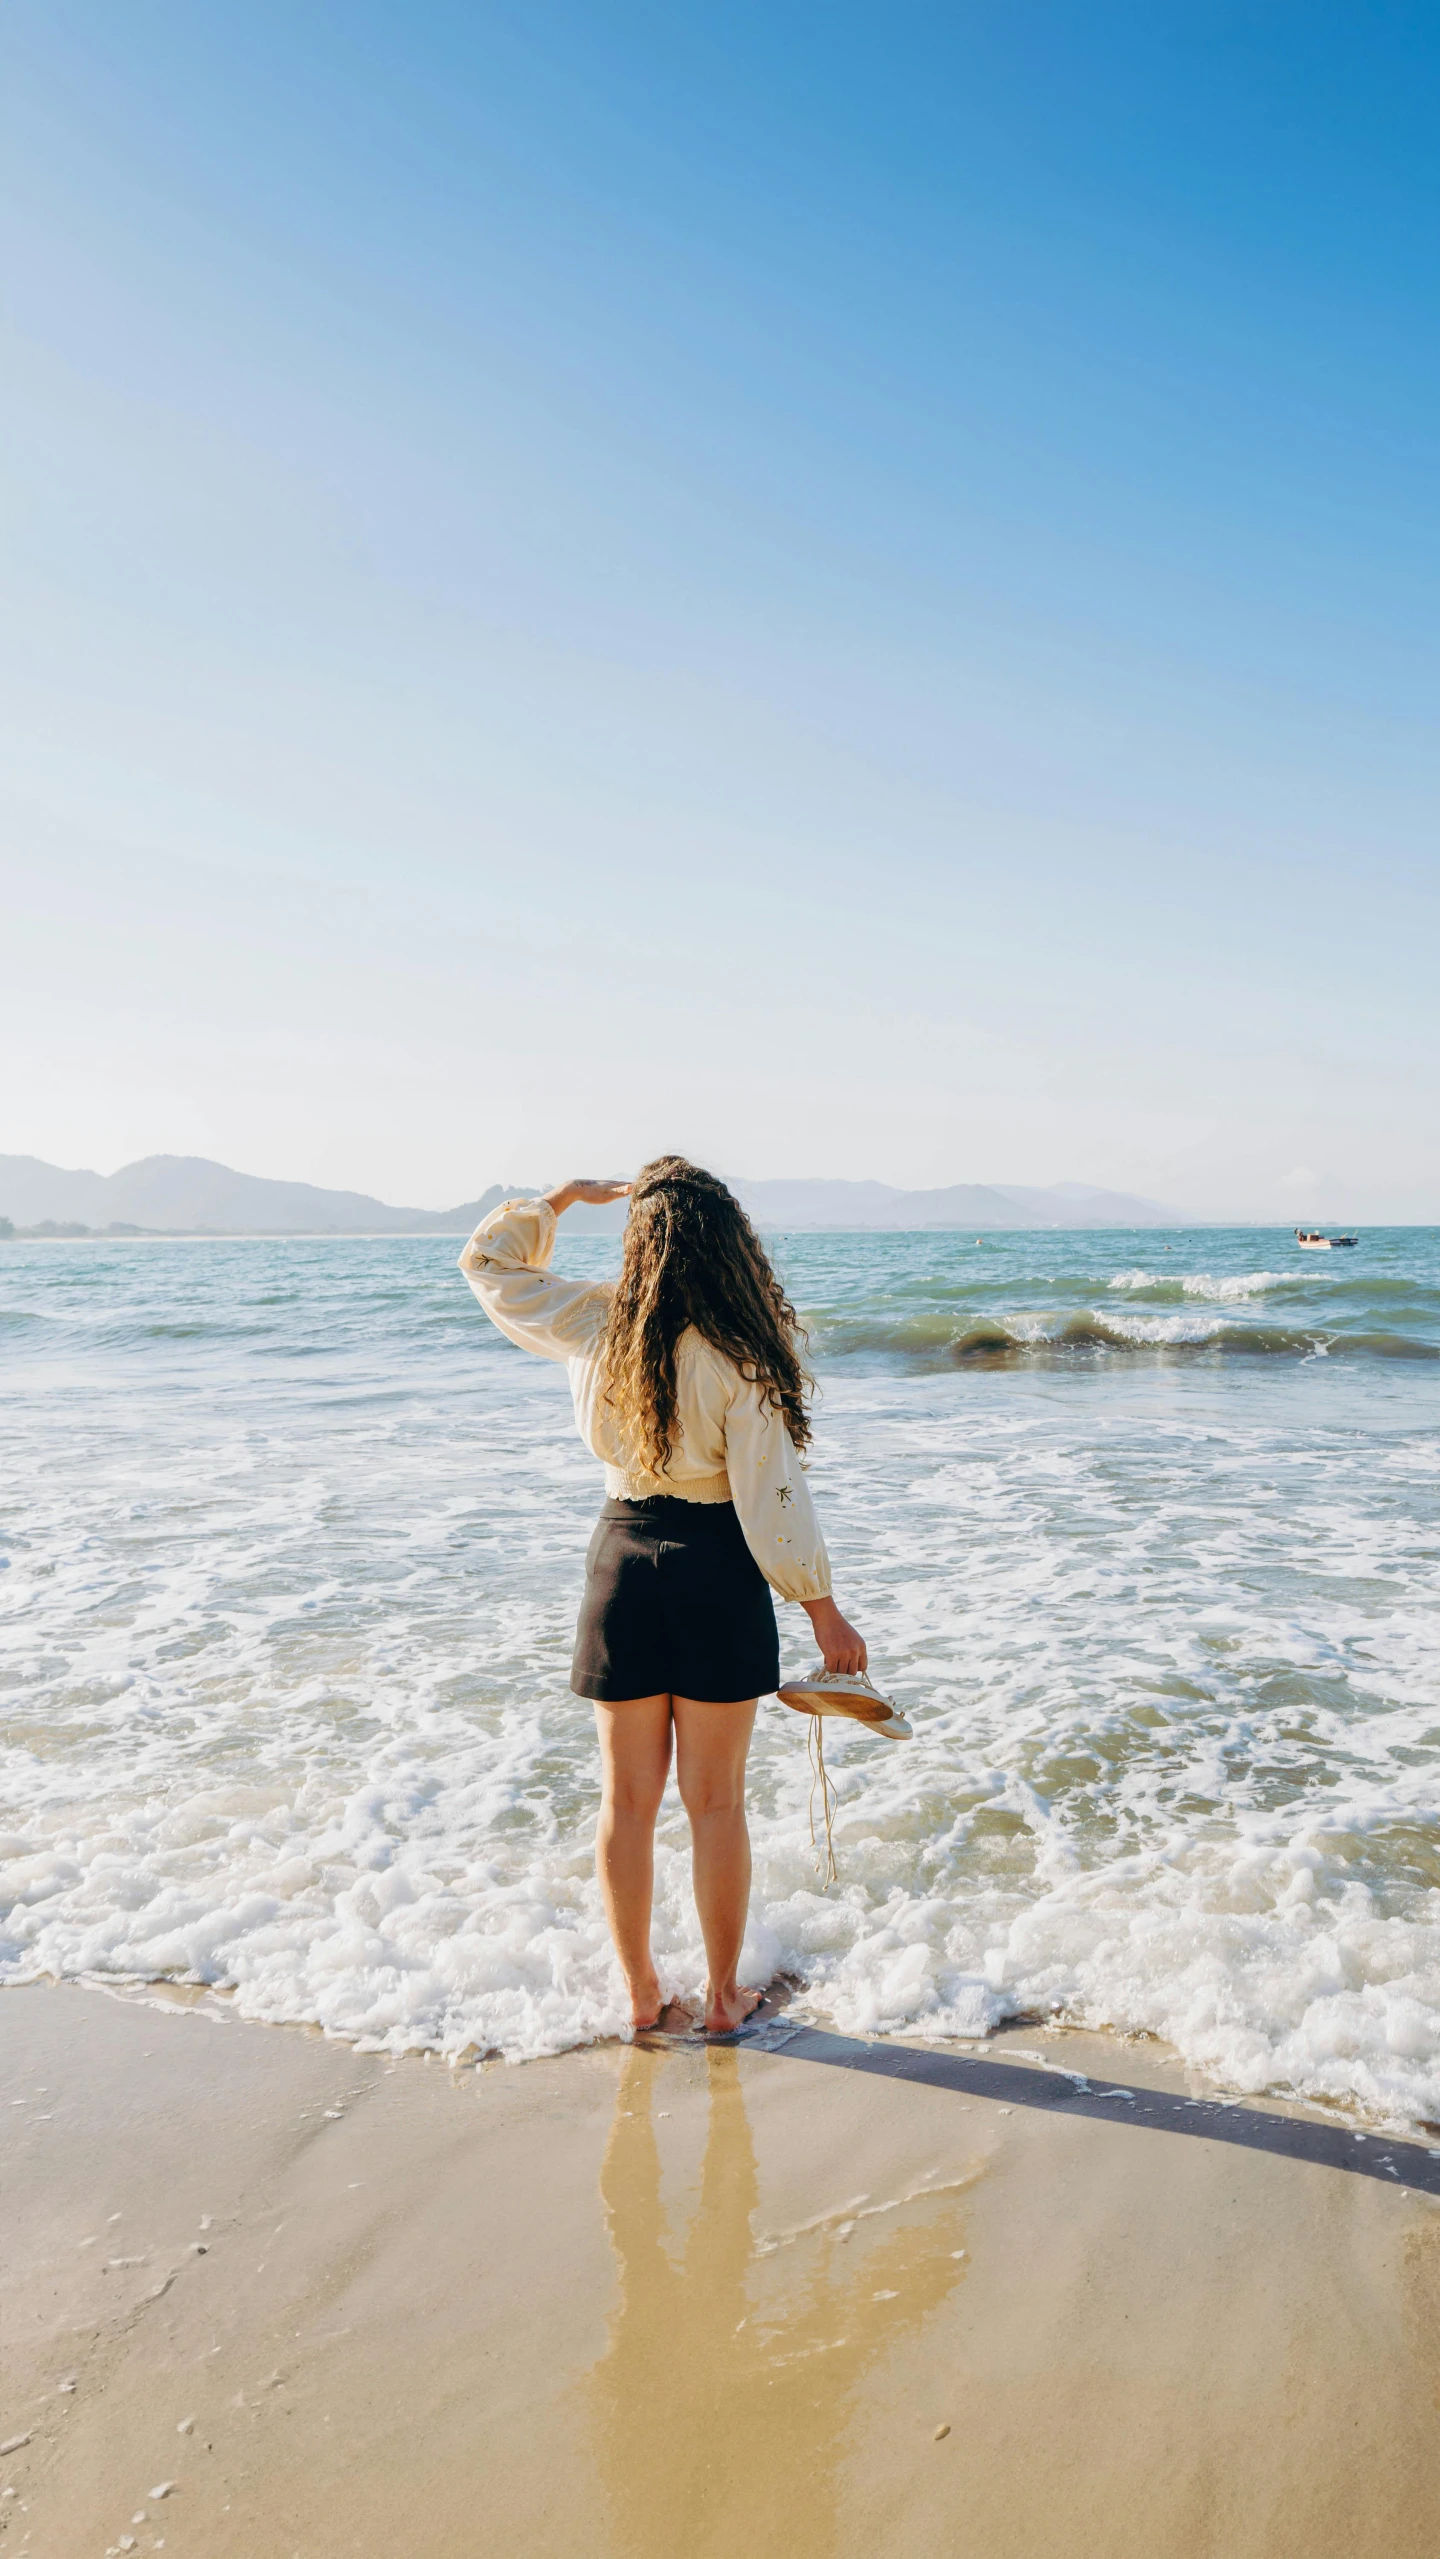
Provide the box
[459,1157,866,2038]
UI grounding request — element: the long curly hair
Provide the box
[600,1157,812,1480]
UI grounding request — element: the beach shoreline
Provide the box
[5,1982,1440,2558]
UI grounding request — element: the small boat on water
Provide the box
[1295,1228,1358,1249]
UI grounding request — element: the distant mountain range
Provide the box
[731,1178,1183,1230]
[0,1154,498,1236]
[0,1154,1186,1235]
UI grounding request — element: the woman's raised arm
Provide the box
[458,1195,615,1362]
[543,1179,631,1215]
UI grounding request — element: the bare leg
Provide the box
[593,1695,673,2030]
[673,1696,762,2035]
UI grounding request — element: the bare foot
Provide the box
[704,1983,765,2038]
[629,1973,665,2033]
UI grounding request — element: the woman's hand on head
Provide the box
[543,1179,632,1215]
[801,1595,867,1676]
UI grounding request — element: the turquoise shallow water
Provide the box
[2,1226,1438,2126]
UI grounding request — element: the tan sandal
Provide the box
[775,1671,912,1890]
[776,1669,912,1741]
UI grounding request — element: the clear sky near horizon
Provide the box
[3,4,1437,1221]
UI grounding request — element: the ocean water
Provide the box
[3,1226,1439,2130]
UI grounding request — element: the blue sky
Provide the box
[3,2,1437,1217]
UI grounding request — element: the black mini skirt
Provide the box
[571,1496,781,1705]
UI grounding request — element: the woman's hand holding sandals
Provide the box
[801,1595,868,1675]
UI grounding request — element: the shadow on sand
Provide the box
[760,2023,1440,2195]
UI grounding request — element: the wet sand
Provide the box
[4,1983,1440,2559]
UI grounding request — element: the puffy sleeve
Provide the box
[722,1370,832,1604]
[458,1199,609,1363]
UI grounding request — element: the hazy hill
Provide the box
[730,1178,1181,1229]
[0,1154,1185,1235]
[0,1154,506,1235]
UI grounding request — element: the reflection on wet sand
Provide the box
[588,2048,976,2559]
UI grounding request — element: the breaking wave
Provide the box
[810,1311,1439,1363]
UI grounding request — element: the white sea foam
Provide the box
[1080,1309,1228,1344]
[3,1234,1439,2126]
[1108,1268,1292,1303]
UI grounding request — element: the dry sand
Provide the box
[4,1983,1440,2559]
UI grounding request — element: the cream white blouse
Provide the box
[459,1199,832,1604]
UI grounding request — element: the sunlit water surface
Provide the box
[3,1227,1438,2127]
